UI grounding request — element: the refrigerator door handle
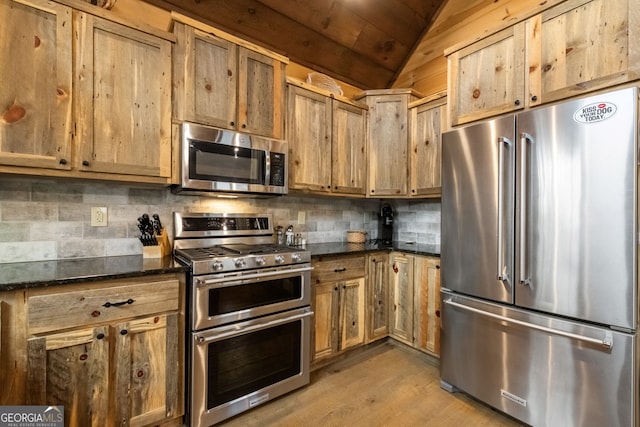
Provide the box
[444,299,614,351]
[497,136,512,283]
[519,132,534,286]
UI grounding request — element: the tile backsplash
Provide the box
[0,176,440,263]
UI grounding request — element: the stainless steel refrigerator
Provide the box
[440,87,638,427]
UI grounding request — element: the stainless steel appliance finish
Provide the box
[173,212,312,427]
[172,122,288,196]
[440,87,639,427]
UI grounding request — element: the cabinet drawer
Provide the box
[312,256,366,283]
[28,279,180,334]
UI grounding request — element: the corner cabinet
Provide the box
[1,273,186,427]
[287,81,367,196]
[389,253,441,356]
[356,89,421,198]
[409,93,447,198]
[0,0,174,184]
[173,19,287,139]
[311,255,366,364]
[366,253,389,343]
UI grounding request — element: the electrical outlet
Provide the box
[298,211,305,225]
[91,207,108,227]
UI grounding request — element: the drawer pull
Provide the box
[334,268,347,273]
[103,298,135,308]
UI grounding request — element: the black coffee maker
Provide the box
[378,203,394,245]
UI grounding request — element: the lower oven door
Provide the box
[193,264,311,330]
[190,306,313,427]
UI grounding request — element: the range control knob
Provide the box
[291,253,302,263]
[274,255,285,264]
[255,257,266,266]
[211,261,224,271]
[235,258,247,268]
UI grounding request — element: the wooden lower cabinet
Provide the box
[366,253,389,343]
[3,273,184,427]
[389,253,441,356]
[311,256,366,363]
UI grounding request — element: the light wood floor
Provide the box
[219,341,526,427]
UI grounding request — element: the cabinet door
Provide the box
[331,99,367,195]
[389,254,414,345]
[365,94,410,197]
[413,256,441,356]
[238,47,285,139]
[366,254,389,343]
[448,23,525,125]
[312,282,338,360]
[173,23,237,130]
[0,0,72,170]
[527,0,640,106]
[113,314,181,427]
[287,85,332,193]
[75,13,172,178]
[27,326,110,427]
[409,98,446,197]
[338,277,365,351]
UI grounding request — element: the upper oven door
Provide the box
[180,122,287,195]
[192,264,312,330]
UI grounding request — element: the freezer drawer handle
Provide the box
[444,299,613,351]
[497,136,512,283]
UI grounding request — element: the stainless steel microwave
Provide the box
[173,123,288,197]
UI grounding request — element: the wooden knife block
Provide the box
[143,229,172,259]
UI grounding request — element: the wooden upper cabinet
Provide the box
[527,0,640,106]
[75,12,172,178]
[0,0,72,171]
[287,82,367,196]
[173,20,286,139]
[331,99,367,195]
[409,94,447,197]
[287,84,332,193]
[447,23,526,126]
[359,90,418,198]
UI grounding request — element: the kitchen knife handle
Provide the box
[497,136,512,283]
[519,133,534,286]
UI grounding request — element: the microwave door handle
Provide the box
[195,266,313,286]
[264,151,271,185]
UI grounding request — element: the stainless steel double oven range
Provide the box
[173,212,312,426]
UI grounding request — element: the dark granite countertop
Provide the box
[0,255,187,291]
[305,241,440,258]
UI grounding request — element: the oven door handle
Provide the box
[195,310,314,344]
[195,266,313,286]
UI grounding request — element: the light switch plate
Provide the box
[298,211,305,225]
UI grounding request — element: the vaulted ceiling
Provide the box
[143,0,448,90]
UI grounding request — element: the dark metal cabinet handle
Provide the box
[103,298,135,308]
[59,158,67,165]
[334,268,347,273]
[82,160,90,166]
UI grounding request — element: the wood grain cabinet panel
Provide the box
[527,0,640,106]
[173,21,286,139]
[409,95,447,198]
[0,0,73,171]
[75,12,172,178]
[366,253,389,343]
[357,90,419,198]
[287,82,367,196]
[22,274,184,427]
[311,256,366,364]
[447,23,526,126]
[389,253,414,345]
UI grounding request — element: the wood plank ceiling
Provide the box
[143,0,447,89]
